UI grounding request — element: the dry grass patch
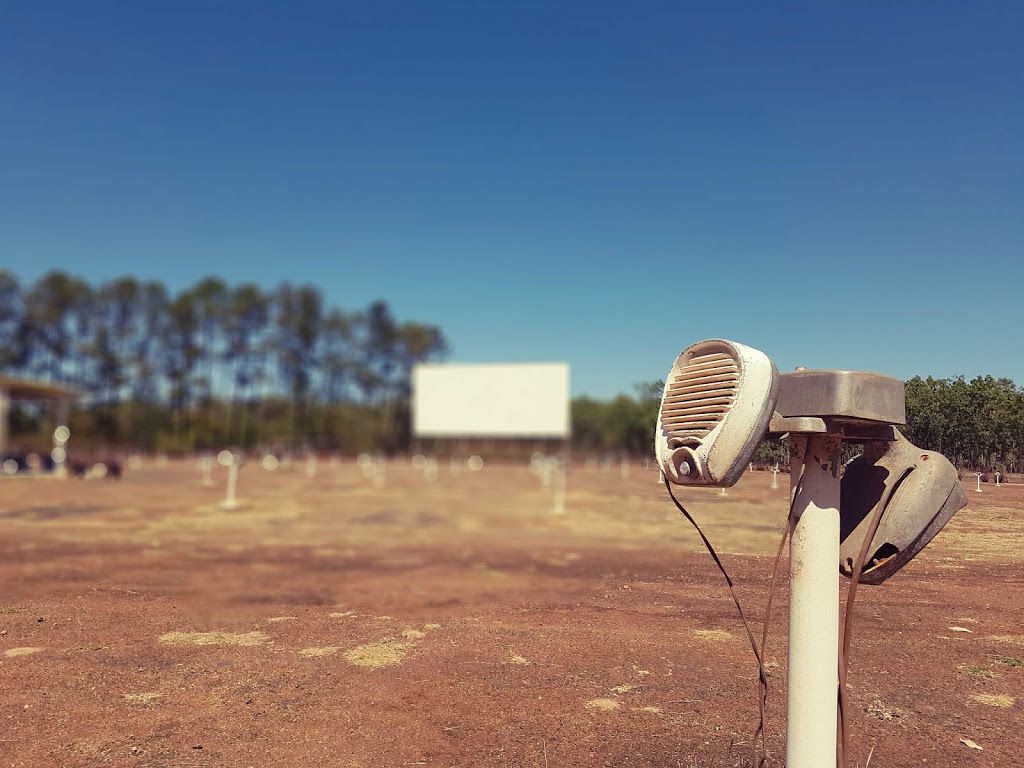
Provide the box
[344,638,409,668]
[4,647,44,657]
[299,646,338,657]
[958,664,993,681]
[159,631,268,647]
[988,635,1024,646]
[585,698,620,711]
[866,698,905,721]
[692,629,733,642]
[971,694,1015,708]
[992,655,1024,667]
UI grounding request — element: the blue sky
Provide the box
[3,1,1022,399]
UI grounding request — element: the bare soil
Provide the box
[2,459,1022,767]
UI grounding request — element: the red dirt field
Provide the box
[2,458,1022,768]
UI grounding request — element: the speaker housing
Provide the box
[839,429,968,584]
[656,339,780,487]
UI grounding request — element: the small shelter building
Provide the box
[0,375,77,472]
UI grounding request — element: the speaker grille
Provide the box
[660,352,740,440]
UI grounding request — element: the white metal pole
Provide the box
[222,460,240,509]
[224,462,239,512]
[0,388,9,458]
[200,455,214,486]
[552,464,566,516]
[52,424,70,478]
[54,399,70,477]
[787,433,841,768]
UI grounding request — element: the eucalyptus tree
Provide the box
[968,375,1019,470]
[632,380,663,453]
[394,322,449,397]
[0,269,26,372]
[353,300,398,404]
[570,396,608,454]
[571,394,652,458]
[66,277,96,389]
[274,283,322,444]
[903,376,948,455]
[608,394,653,457]
[90,324,120,406]
[310,308,358,450]
[87,276,168,441]
[223,282,270,443]
[132,281,169,405]
[944,376,975,468]
[91,277,143,404]
[383,321,450,449]
[186,277,229,406]
[319,308,357,403]
[22,270,94,385]
[344,300,401,448]
[161,290,202,422]
[904,375,1024,472]
[1007,386,1024,472]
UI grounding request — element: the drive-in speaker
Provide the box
[656,339,780,487]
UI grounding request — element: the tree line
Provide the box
[902,374,1023,474]
[0,270,448,453]
[3,270,1021,469]
[580,377,1024,475]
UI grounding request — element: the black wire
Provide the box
[838,463,915,768]
[664,470,804,768]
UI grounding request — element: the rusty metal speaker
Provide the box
[839,429,968,584]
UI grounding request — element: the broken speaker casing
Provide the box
[839,429,968,584]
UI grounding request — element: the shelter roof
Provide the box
[0,375,78,401]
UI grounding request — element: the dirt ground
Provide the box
[2,457,1022,768]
